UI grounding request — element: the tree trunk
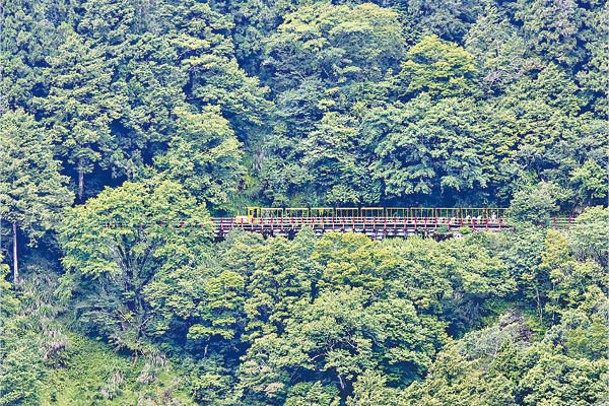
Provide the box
[536,286,542,324]
[12,221,18,282]
[337,373,345,391]
[78,170,84,201]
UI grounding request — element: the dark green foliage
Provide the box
[1,0,607,404]
[3,0,605,208]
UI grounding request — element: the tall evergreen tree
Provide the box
[0,109,73,281]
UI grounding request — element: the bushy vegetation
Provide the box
[1,0,608,404]
[2,217,608,404]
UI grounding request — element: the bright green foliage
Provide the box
[58,179,212,353]
[191,369,241,405]
[185,269,246,353]
[167,1,271,143]
[539,230,607,321]
[0,322,46,404]
[313,232,385,293]
[256,2,405,205]
[518,354,608,405]
[264,3,405,94]
[577,6,609,116]
[509,182,561,226]
[244,237,312,338]
[242,286,446,400]
[402,297,609,405]
[570,206,609,269]
[285,381,340,406]
[347,370,399,406]
[1,0,605,209]
[399,35,479,99]
[155,105,245,208]
[216,230,266,277]
[570,160,609,204]
[39,332,193,404]
[0,257,45,405]
[302,113,379,205]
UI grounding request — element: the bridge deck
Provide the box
[211,216,572,239]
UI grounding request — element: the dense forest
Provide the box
[1,0,608,404]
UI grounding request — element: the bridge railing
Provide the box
[99,216,574,232]
[213,216,509,232]
[212,216,574,233]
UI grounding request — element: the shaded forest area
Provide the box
[0,0,608,404]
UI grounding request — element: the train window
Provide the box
[361,207,385,218]
[260,208,284,217]
[410,208,436,218]
[310,207,334,217]
[386,208,408,218]
[285,208,309,218]
[335,208,358,217]
[436,208,460,220]
[242,207,509,222]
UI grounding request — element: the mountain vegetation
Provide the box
[0,0,607,404]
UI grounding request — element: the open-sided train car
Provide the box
[238,207,508,224]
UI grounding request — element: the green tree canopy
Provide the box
[0,109,73,280]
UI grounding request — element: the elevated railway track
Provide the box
[210,207,574,239]
[102,207,575,240]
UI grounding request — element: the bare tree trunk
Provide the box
[78,170,84,201]
[12,221,18,282]
[337,373,345,391]
[536,287,542,325]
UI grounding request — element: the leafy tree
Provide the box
[514,0,587,68]
[155,105,245,209]
[301,113,379,205]
[372,96,488,202]
[169,1,271,141]
[399,35,479,100]
[58,179,212,353]
[41,25,118,201]
[464,5,528,94]
[509,182,561,226]
[570,206,609,269]
[2,0,609,403]
[217,229,266,277]
[378,237,453,314]
[0,0,76,111]
[236,332,293,404]
[313,232,386,294]
[538,230,607,322]
[105,33,189,180]
[0,109,73,281]
[182,269,247,357]
[577,6,609,117]
[396,0,479,43]
[347,370,398,406]
[264,3,405,95]
[244,237,311,339]
[517,354,608,405]
[570,160,608,206]
[191,371,241,405]
[285,381,340,406]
